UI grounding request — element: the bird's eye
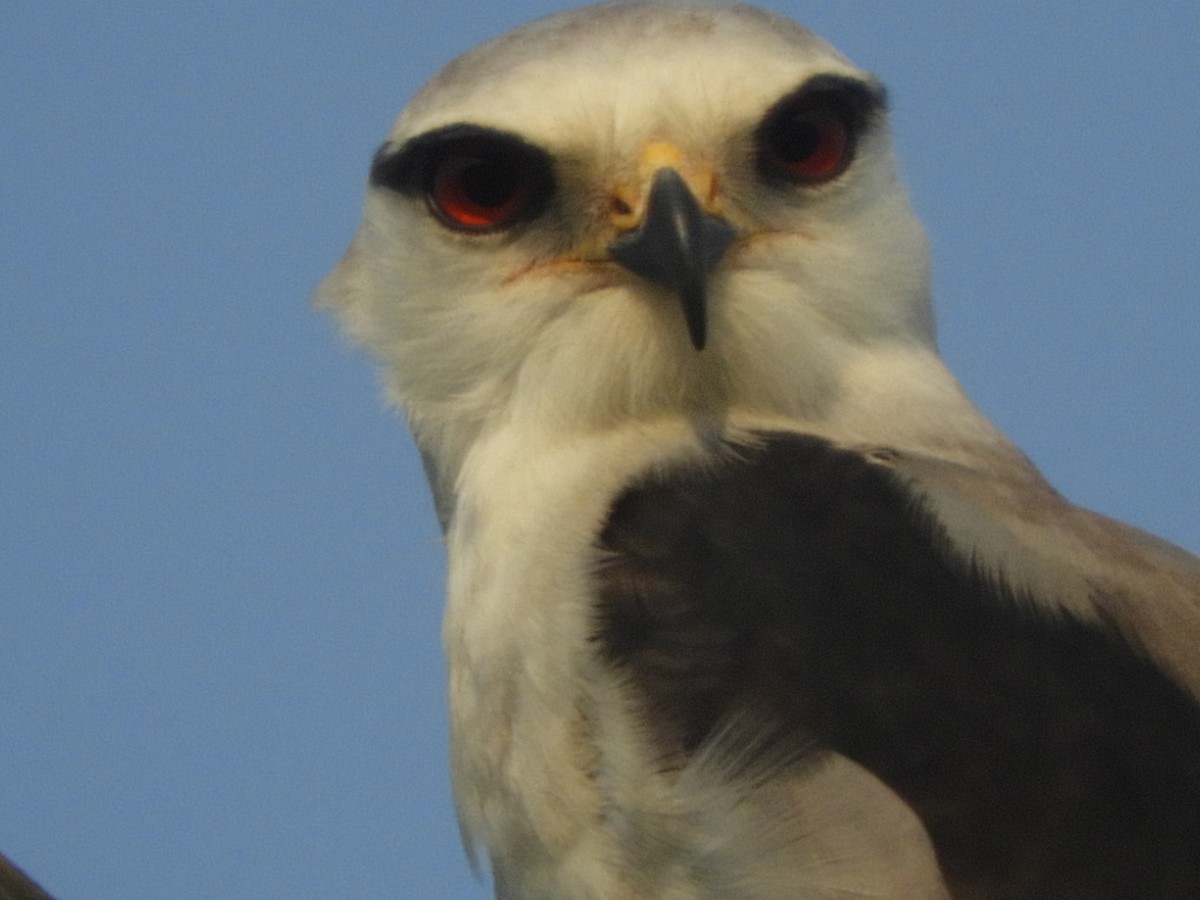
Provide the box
[425,135,552,233]
[759,108,849,183]
[755,77,882,186]
[369,126,554,234]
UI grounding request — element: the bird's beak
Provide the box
[608,143,736,351]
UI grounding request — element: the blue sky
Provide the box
[3,3,1197,897]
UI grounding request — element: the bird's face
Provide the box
[322,2,934,478]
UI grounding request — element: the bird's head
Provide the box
[321,1,934,485]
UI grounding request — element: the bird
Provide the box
[320,2,1200,897]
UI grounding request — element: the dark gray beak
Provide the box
[608,168,736,351]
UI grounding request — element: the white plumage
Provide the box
[322,3,1200,897]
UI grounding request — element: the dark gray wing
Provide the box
[594,432,1200,900]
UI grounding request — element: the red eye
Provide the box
[759,107,852,184]
[761,109,850,183]
[756,78,880,187]
[427,138,550,232]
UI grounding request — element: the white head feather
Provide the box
[318,1,982,511]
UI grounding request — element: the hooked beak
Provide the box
[608,165,736,351]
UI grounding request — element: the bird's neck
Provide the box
[442,417,709,892]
